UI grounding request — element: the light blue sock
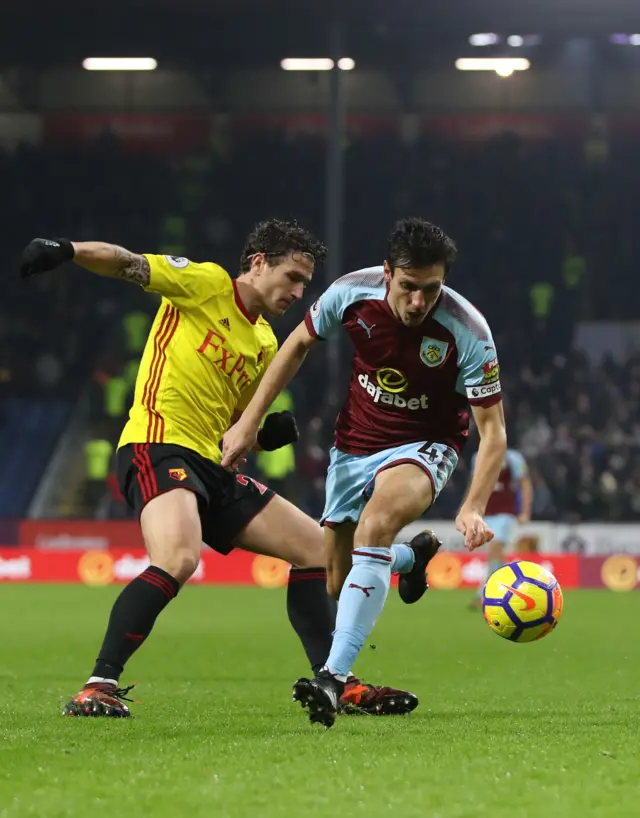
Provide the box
[390,543,414,574]
[325,546,392,678]
[478,557,504,599]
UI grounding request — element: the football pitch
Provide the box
[1,586,638,818]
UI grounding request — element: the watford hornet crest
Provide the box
[168,468,188,482]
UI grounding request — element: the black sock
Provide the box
[91,565,180,681]
[287,567,337,675]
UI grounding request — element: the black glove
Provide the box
[20,237,75,279]
[257,411,299,451]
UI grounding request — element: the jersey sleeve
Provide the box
[458,335,502,408]
[303,285,346,340]
[507,450,528,481]
[304,267,387,340]
[143,255,228,305]
[434,289,502,409]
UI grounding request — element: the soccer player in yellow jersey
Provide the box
[20,221,418,719]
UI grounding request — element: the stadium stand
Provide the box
[3,128,639,522]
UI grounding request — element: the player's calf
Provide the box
[61,490,200,716]
[154,547,200,584]
[234,494,337,676]
[322,546,392,687]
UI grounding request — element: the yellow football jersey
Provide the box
[118,254,278,463]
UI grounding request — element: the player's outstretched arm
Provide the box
[71,242,150,285]
[456,401,507,551]
[20,238,150,286]
[221,321,316,470]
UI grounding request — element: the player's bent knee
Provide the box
[286,535,326,570]
[289,539,326,570]
[152,546,200,585]
[289,552,321,570]
[141,488,203,583]
[356,510,400,547]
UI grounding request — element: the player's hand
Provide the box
[20,238,75,279]
[221,421,259,472]
[517,513,530,524]
[455,507,494,551]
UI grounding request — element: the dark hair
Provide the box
[240,219,327,273]
[387,217,457,273]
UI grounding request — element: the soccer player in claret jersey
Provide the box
[20,221,418,718]
[222,218,508,728]
[469,447,533,609]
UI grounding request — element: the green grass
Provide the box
[0,586,638,818]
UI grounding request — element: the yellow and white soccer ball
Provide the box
[482,560,563,643]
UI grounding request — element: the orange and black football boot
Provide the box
[338,677,419,716]
[62,681,137,718]
[398,530,442,604]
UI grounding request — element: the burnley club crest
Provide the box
[420,337,449,367]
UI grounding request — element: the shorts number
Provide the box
[236,474,268,495]
[418,443,441,465]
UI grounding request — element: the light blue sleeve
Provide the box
[305,284,349,339]
[458,338,501,406]
[455,320,500,401]
[507,450,528,482]
[304,266,386,340]
[434,289,502,406]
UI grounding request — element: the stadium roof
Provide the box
[11,0,639,27]
[3,0,640,67]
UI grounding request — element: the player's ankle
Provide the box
[86,676,119,687]
[322,666,348,684]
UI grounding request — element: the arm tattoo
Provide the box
[113,245,151,286]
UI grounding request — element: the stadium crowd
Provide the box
[3,126,640,521]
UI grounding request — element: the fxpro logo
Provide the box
[358,368,429,410]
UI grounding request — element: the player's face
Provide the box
[384,262,446,327]
[259,252,315,316]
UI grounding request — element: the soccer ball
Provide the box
[482,560,563,643]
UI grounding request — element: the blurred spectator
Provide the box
[82,436,113,514]
[122,311,151,356]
